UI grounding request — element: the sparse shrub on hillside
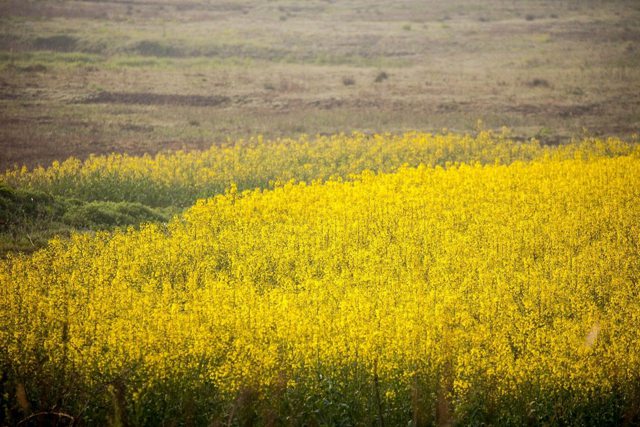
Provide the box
[374,71,389,82]
[342,76,356,86]
[527,78,551,88]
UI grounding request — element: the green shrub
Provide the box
[62,201,167,229]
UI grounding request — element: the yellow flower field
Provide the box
[2,137,639,424]
[2,131,635,206]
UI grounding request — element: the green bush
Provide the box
[0,184,168,255]
[0,185,65,231]
[62,201,167,229]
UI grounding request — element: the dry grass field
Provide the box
[1,0,639,170]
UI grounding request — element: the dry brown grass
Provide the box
[1,0,639,170]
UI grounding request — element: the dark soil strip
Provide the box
[81,91,231,107]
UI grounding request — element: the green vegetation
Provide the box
[1,131,637,256]
[0,184,169,256]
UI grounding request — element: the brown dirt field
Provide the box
[80,91,232,107]
[1,0,639,170]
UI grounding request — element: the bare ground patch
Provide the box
[506,103,602,118]
[80,91,231,107]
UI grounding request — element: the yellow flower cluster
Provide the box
[2,131,635,207]
[2,146,639,424]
